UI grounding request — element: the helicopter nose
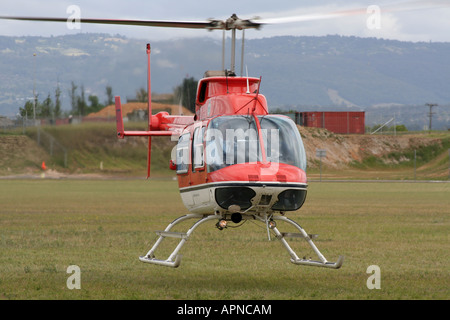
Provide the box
[215,187,256,210]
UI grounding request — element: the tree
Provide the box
[19,94,54,119]
[68,81,107,116]
[54,85,62,118]
[19,100,34,118]
[87,95,104,114]
[395,124,408,132]
[69,81,78,114]
[135,87,148,102]
[174,77,197,113]
[105,85,114,106]
[40,93,54,118]
[76,85,87,116]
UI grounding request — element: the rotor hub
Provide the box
[209,14,261,30]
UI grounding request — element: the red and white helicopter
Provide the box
[111,14,346,268]
[124,45,344,269]
[6,9,409,269]
[3,1,447,269]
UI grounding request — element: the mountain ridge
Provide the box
[0,33,449,129]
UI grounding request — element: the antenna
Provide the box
[226,70,229,94]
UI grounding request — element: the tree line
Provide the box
[68,82,114,117]
[19,82,114,119]
[19,76,198,119]
[19,85,63,119]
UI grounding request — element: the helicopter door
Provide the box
[192,127,205,171]
[191,126,210,207]
[176,132,190,174]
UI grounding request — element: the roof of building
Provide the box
[85,102,193,118]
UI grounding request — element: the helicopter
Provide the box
[3,1,447,269]
[0,11,371,269]
[112,14,346,269]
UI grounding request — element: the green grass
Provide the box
[0,179,448,300]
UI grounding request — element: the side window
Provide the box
[176,132,190,174]
[192,127,205,171]
[198,82,207,103]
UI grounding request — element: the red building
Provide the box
[292,111,365,134]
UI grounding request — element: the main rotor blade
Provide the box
[255,10,364,25]
[255,0,450,25]
[0,14,263,31]
[0,16,222,30]
[1,1,448,31]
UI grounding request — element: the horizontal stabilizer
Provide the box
[114,95,173,137]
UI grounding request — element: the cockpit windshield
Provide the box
[205,115,306,172]
[259,116,306,170]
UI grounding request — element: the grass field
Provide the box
[0,179,448,300]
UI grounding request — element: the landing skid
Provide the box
[269,215,344,269]
[139,213,344,269]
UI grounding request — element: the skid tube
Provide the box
[266,215,344,269]
[139,213,343,269]
[139,214,220,268]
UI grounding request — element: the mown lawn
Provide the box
[0,179,448,300]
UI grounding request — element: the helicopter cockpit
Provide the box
[205,115,307,173]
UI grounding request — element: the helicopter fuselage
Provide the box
[172,75,308,217]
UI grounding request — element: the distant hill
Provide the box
[0,33,449,129]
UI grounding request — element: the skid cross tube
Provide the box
[139,214,221,268]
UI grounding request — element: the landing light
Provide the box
[216,219,227,230]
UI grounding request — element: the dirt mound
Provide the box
[0,135,50,174]
[298,126,440,169]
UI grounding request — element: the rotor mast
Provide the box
[221,14,260,74]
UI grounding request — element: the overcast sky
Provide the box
[1,0,450,42]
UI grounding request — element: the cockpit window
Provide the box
[205,115,306,172]
[205,116,261,172]
[259,116,307,171]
